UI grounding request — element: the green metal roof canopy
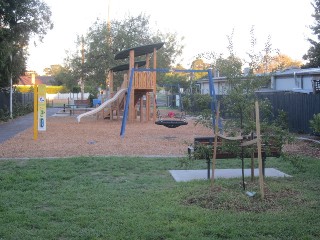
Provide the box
[110,61,146,72]
[114,42,165,60]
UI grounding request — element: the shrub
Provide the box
[183,93,211,114]
[310,113,320,134]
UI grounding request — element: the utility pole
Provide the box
[9,54,13,119]
[107,0,111,34]
[105,0,112,98]
[80,36,85,100]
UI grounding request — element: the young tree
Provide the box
[195,27,290,152]
[0,0,53,88]
[303,0,320,68]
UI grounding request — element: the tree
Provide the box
[43,64,63,76]
[63,14,184,95]
[190,58,210,80]
[215,55,243,78]
[194,30,291,161]
[303,0,320,68]
[255,54,302,73]
[0,0,53,89]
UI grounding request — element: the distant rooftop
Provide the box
[273,67,320,76]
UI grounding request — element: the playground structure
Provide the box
[77,42,215,132]
[77,42,164,123]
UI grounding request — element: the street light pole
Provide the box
[80,36,85,100]
[9,54,13,119]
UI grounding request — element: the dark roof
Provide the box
[38,76,55,85]
[17,76,44,85]
[114,42,165,60]
[110,61,146,72]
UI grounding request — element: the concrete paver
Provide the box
[169,168,291,182]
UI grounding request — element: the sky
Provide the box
[27,0,314,74]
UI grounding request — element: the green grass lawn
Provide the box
[0,155,319,239]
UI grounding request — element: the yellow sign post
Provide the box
[33,84,46,140]
[38,84,46,131]
[33,85,38,140]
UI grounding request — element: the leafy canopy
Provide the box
[303,0,320,68]
[0,0,53,89]
[54,14,184,95]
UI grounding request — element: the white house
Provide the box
[271,67,320,93]
[197,67,320,95]
[196,76,228,95]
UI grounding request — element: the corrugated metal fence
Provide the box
[257,92,320,133]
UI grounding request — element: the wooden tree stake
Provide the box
[211,101,220,189]
[255,101,265,199]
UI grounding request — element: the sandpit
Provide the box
[0,114,212,159]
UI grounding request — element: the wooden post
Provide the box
[140,96,143,122]
[146,93,150,121]
[211,101,220,189]
[255,101,265,199]
[108,70,113,98]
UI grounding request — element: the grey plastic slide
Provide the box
[77,88,127,123]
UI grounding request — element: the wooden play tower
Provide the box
[109,42,164,123]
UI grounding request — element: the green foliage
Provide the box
[0,100,32,122]
[0,0,53,88]
[183,93,211,114]
[281,153,307,173]
[303,0,320,68]
[310,113,320,133]
[0,107,9,121]
[215,55,243,79]
[157,70,189,91]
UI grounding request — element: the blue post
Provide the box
[208,69,216,127]
[208,69,222,132]
[120,68,135,138]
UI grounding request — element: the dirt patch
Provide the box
[283,138,320,159]
[0,115,211,159]
[1,113,319,159]
[184,183,304,212]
